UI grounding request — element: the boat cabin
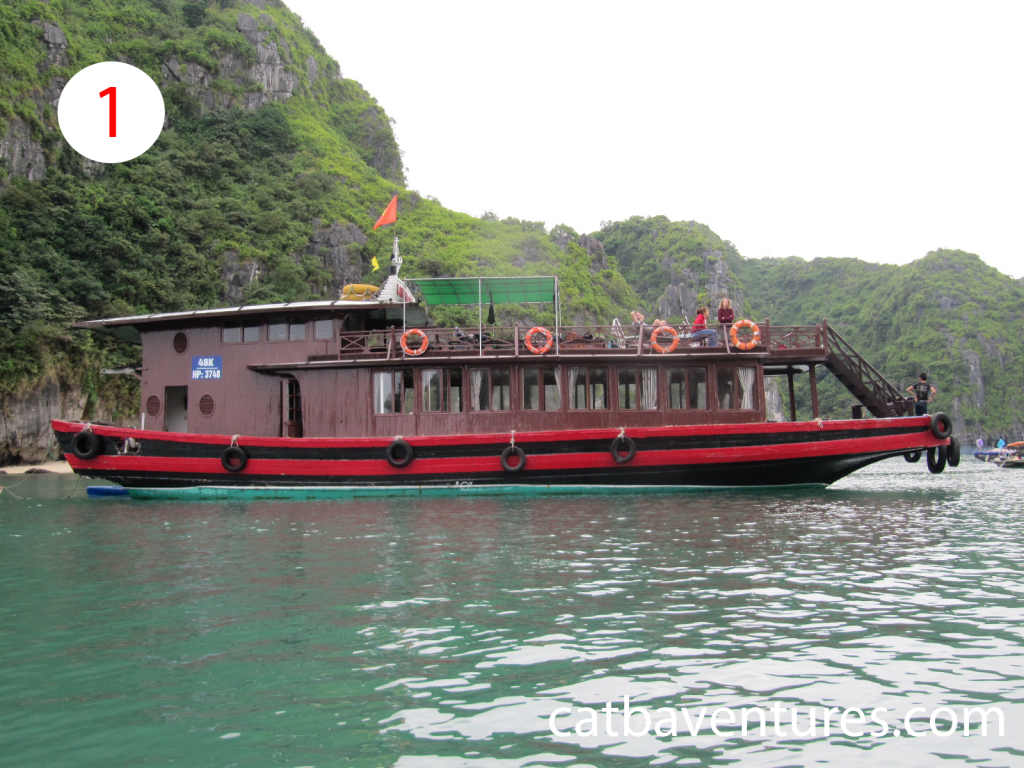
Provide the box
[76,276,912,439]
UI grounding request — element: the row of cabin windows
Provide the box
[373,365,757,414]
[222,318,335,344]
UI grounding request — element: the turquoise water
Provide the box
[1,460,1022,767]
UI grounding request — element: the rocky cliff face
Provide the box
[655,251,746,321]
[161,12,302,113]
[1,377,83,464]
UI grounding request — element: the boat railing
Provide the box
[766,326,823,351]
[327,322,829,360]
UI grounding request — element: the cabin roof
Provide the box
[75,299,429,344]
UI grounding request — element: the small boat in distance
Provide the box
[991,442,1024,469]
[974,449,1004,463]
[52,270,957,499]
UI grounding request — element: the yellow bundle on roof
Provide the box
[340,284,380,301]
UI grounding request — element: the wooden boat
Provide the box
[51,274,955,498]
[992,442,1024,468]
[974,449,1004,463]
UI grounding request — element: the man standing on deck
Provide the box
[907,373,936,416]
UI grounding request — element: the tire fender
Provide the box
[610,436,637,464]
[500,445,526,473]
[71,430,103,460]
[221,446,248,473]
[929,412,952,439]
[926,445,947,474]
[385,439,415,468]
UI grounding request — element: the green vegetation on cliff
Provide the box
[1,0,1018,447]
[0,0,636,415]
[729,249,1024,438]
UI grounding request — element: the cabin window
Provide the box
[373,370,414,414]
[668,367,708,410]
[314,318,334,340]
[522,366,561,411]
[618,367,658,410]
[224,321,260,343]
[222,322,242,344]
[716,366,757,410]
[268,319,306,341]
[470,368,511,411]
[268,320,288,341]
[421,368,463,413]
[569,367,609,410]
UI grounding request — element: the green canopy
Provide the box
[408,276,556,306]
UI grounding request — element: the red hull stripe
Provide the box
[52,417,933,449]
[64,432,940,477]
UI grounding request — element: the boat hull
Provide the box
[53,417,948,497]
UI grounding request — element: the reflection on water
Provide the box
[1,460,1022,767]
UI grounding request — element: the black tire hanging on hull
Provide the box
[221,446,248,473]
[904,451,921,463]
[385,439,414,468]
[500,445,526,473]
[610,436,637,464]
[927,445,947,474]
[946,437,960,467]
[929,413,953,439]
[71,431,104,460]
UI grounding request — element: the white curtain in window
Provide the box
[738,367,755,410]
[568,368,581,408]
[471,370,485,411]
[641,368,658,410]
[373,372,390,413]
[547,367,561,411]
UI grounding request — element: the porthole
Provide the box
[199,394,215,417]
[146,395,161,417]
[173,332,188,354]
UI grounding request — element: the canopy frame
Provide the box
[407,276,560,355]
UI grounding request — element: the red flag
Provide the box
[373,195,398,230]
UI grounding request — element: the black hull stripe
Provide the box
[78,451,903,490]
[58,424,925,462]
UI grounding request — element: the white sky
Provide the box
[288,0,1024,278]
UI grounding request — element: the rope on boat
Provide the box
[230,434,239,447]
[619,426,626,438]
[815,418,824,428]
[510,430,515,446]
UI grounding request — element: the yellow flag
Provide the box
[371,255,380,272]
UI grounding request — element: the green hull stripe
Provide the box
[124,482,827,501]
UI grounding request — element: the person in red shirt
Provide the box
[718,298,734,326]
[691,306,718,346]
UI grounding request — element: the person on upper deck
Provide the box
[690,307,718,346]
[906,373,935,416]
[631,311,667,342]
[718,298,734,327]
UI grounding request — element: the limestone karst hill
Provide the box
[1,0,1019,462]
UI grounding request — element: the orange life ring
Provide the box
[400,328,429,356]
[650,325,679,353]
[525,326,554,355]
[729,319,761,350]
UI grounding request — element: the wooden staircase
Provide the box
[824,324,913,418]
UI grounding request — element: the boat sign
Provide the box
[191,356,223,380]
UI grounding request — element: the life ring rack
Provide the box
[729,319,761,351]
[525,326,554,355]
[650,326,679,354]
[400,328,429,356]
